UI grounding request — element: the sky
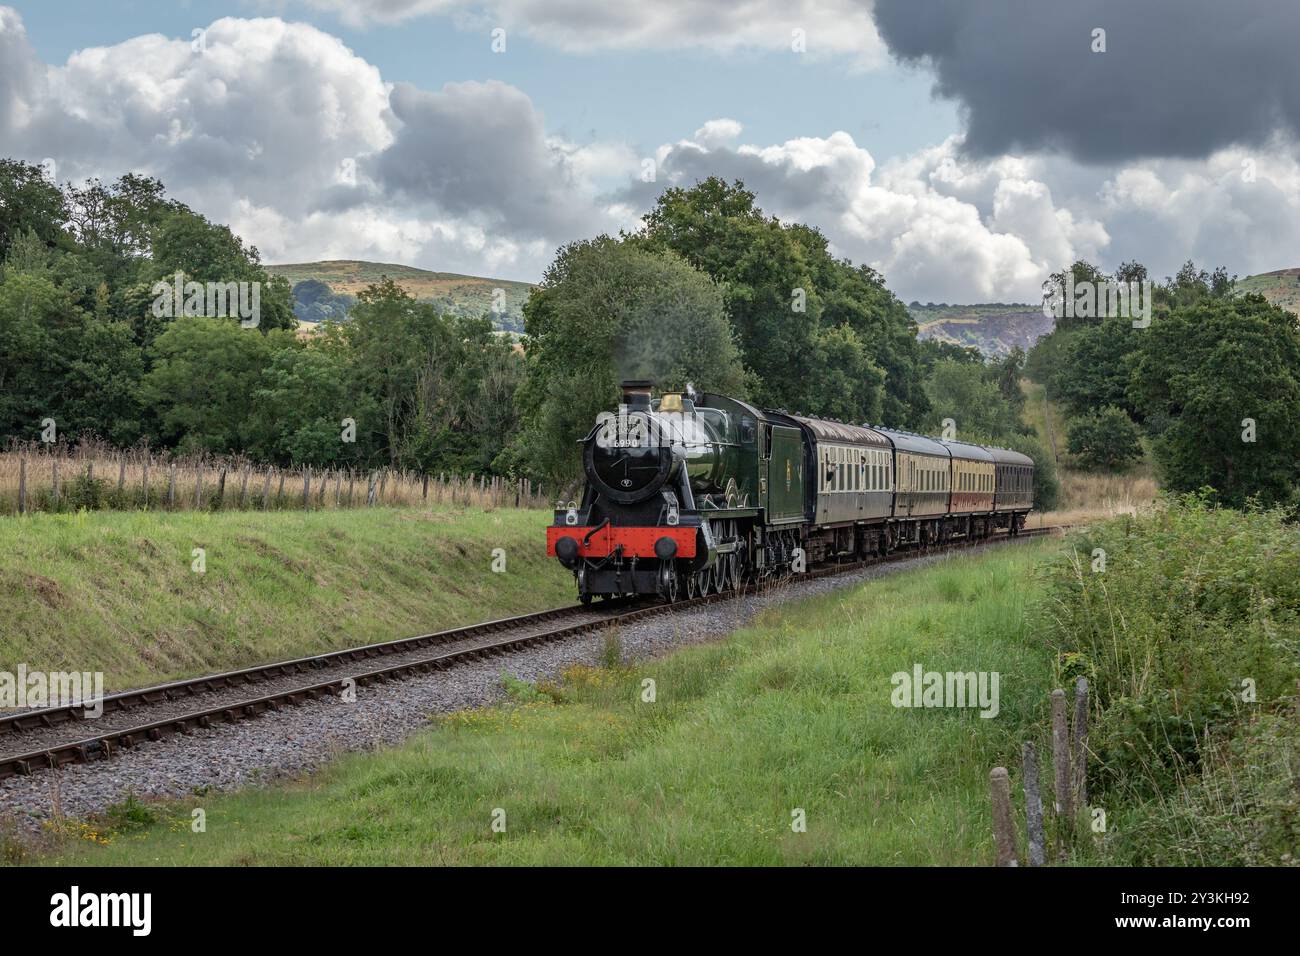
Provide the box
[2,0,1298,302]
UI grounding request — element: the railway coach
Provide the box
[548,382,1035,602]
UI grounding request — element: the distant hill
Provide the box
[1235,268,1300,314]
[909,303,1051,358]
[266,260,535,332]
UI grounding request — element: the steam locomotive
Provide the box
[546,381,1034,602]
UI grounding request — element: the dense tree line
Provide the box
[34,156,1279,510]
[0,160,519,475]
[1028,258,1300,508]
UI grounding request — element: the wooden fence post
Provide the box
[193,466,203,510]
[262,469,273,511]
[990,767,1018,867]
[422,473,429,502]
[142,457,150,509]
[17,457,26,515]
[1023,742,1046,867]
[117,457,126,495]
[302,467,311,508]
[216,467,227,510]
[367,472,377,507]
[52,459,60,508]
[1073,677,1089,813]
[347,470,355,507]
[167,464,177,509]
[239,466,250,509]
[276,471,286,502]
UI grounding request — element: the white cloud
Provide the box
[693,118,743,149]
[284,0,886,64]
[626,131,1110,302]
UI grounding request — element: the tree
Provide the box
[0,160,68,258]
[637,177,928,426]
[1042,259,1109,331]
[507,237,744,484]
[1067,406,1143,472]
[140,317,283,453]
[922,358,1026,441]
[1051,317,1143,419]
[1130,294,1300,507]
[0,233,144,444]
[247,339,376,467]
[147,209,296,334]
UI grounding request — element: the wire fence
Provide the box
[0,440,546,516]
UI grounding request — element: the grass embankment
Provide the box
[0,507,570,690]
[43,541,1056,865]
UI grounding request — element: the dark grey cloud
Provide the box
[370,80,594,239]
[614,142,851,228]
[873,0,1300,162]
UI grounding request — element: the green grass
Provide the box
[0,506,571,690]
[40,541,1059,866]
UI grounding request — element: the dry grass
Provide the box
[1029,468,1159,528]
[0,440,546,516]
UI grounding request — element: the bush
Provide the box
[1066,405,1143,472]
[1037,497,1299,863]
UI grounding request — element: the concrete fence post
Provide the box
[1051,688,1072,859]
[990,767,1018,867]
[1022,742,1046,867]
[1073,677,1089,814]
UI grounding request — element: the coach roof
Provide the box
[872,427,950,457]
[790,416,891,447]
[982,445,1035,467]
[940,438,996,462]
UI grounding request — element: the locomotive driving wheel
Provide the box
[686,571,700,600]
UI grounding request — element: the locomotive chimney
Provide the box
[620,379,653,411]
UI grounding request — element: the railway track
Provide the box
[0,526,1061,781]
